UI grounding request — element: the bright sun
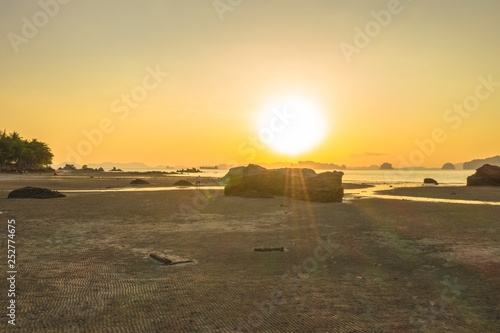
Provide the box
[256,95,328,155]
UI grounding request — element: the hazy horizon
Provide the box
[2,1,499,168]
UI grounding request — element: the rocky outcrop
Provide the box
[424,178,439,185]
[8,187,66,199]
[130,179,149,185]
[380,163,394,170]
[442,163,456,170]
[467,164,500,186]
[223,164,344,202]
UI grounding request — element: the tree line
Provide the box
[0,131,53,172]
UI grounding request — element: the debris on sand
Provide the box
[149,253,194,266]
[254,247,285,252]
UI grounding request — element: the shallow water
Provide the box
[61,186,225,193]
[58,184,500,206]
[344,184,500,206]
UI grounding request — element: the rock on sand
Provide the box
[467,164,500,186]
[222,164,344,202]
[8,187,66,199]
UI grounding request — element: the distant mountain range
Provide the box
[52,162,168,170]
[462,156,500,170]
[54,156,500,172]
[255,161,346,170]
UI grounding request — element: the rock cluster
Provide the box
[222,164,344,202]
[467,164,500,186]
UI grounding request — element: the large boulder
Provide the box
[467,164,500,186]
[223,164,344,202]
[8,187,66,199]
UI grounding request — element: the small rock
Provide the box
[424,178,439,185]
[173,180,193,186]
[130,179,149,185]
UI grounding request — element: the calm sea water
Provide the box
[121,168,474,185]
[341,170,473,185]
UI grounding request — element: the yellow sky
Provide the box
[1,0,499,168]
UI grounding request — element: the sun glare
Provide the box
[257,96,328,156]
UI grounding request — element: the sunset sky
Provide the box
[1,0,499,168]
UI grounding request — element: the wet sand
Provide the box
[0,173,499,332]
[377,185,500,202]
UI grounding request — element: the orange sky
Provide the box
[1,1,499,168]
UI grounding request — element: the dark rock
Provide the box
[173,180,193,186]
[467,164,500,186]
[223,164,344,202]
[380,163,394,170]
[8,187,66,199]
[424,178,439,185]
[442,163,456,170]
[130,179,149,185]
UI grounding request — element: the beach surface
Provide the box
[1,173,499,332]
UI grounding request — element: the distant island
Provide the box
[255,161,346,170]
[379,162,394,170]
[442,163,456,170]
[177,168,202,173]
[50,156,500,173]
[463,156,500,170]
[200,165,218,170]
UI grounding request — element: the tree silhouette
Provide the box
[0,131,54,171]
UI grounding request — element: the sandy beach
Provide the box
[1,173,499,332]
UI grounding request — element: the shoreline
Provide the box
[1,172,499,204]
